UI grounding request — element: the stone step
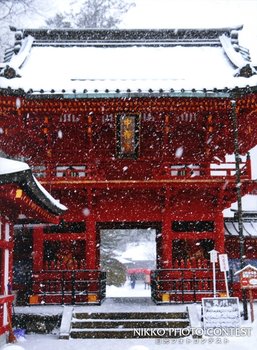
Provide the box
[71,319,189,329]
[70,327,191,339]
[73,312,188,320]
[64,298,192,339]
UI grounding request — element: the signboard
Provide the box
[218,254,230,296]
[219,254,229,272]
[238,267,257,289]
[235,264,257,323]
[202,297,241,329]
[209,249,218,297]
[209,249,218,263]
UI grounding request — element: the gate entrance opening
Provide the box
[98,223,159,296]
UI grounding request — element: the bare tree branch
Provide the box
[0,0,36,20]
[0,0,40,60]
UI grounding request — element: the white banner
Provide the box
[219,254,229,272]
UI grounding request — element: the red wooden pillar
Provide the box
[161,188,172,269]
[0,217,5,333]
[246,152,252,178]
[0,217,12,294]
[0,216,13,334]
[0,248,3,290]
[215,212,225,253]
[86,217,98,270]
[85,189,98,270]
[0,216,4,296]
[0,244,3,333]
[33,226,44,271]
[8,223,13,290]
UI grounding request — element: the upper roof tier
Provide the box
[1,26,257,98]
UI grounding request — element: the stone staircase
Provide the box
[59,299,192,339]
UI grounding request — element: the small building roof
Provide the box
[0,26,257,98]
[224,208,257,238]
[224,219,257,237]
[0,157,67,218]
[234,264,257,275]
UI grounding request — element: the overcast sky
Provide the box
[22,0,257,29]
[122,0,257,29]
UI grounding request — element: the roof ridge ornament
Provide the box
[234,63,257,78]
[0,35,34,79]
[219,33,256,77]
[1,65,17,79]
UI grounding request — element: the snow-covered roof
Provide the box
[0,157,29,174]
[224,210,257,238]
[120,242,155,261]
[234,264,257,275]
[1,26,257,97]
[0,157,67,215]
[225,218,257,238]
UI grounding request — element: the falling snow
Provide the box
[175,147,184,159]
[82,208,90,216]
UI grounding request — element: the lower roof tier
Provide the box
[0,157,67,223]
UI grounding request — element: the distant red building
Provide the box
[1,26,257,304]
[0,158,65,341]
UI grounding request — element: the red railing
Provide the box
[31,164,105,180]
[31,159,251,181]
[151,268,227,304]
[30,270,106,305]
[0,295,14,336]
[153,160,251,180]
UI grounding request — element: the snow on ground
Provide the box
[2,303,257,350]
[106,280,151,298]
[5,282,257,350]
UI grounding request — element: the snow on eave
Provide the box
[234,264,257,275]
[0,35,34,79]
[32,175,67,211]
[0,157,67,214]
[10,35,34,70]
[0,157,29,175]
[219,33,249,69]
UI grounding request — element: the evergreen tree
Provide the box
[101,254,127,286]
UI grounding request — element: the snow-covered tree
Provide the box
[0,0,43,60]
[45,13,73,29]
[0,0,35,20]
[101,255,127,286]
[46,0,135,29]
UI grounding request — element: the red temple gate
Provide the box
[1,27,257,304]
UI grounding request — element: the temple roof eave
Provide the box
[1,84,257,100]
[0,168,67,216]
[1,25,257,97]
